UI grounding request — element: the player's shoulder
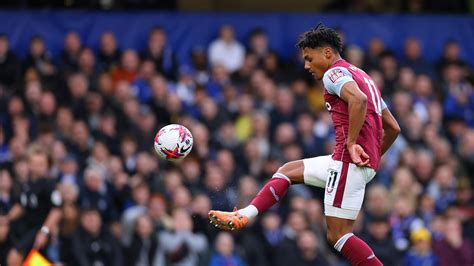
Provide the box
[322,66,353,90]
[323,66,352,85]
[323,66,351,82]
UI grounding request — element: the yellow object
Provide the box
[410,228,432,243]
[23,249,52,266]
[235,115,252,142]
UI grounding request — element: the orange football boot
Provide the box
[208,207,249,231]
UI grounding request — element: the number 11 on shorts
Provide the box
[326,170,339,194]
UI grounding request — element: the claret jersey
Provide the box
[322,59,386,170]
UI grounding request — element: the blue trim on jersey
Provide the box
[322,67,355,97]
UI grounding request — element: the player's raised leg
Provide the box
[324,161,382,266]
[208,155,330,231]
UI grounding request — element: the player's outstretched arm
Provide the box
[381,107,400,155]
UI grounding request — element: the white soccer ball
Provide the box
[154,124,193,161]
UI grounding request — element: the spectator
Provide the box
[390,166,422,203]
[174,64,197,106]
[155,208,208,266]
[404,227,438,266]
[111,49,140,86]
[24,79,42,118]
[71,207,123,266]
[37,91,56,125]
[190,193,215,239]
[397,67,416,92]
[413,149,435,187]
[142,26,178,80]
[67,120,93,167]
[427,165,457,213]
[231,53,257,87]
[402,38,433,76]
[264,51,289,83]
[77,48,100,87]
[131,59,156,103]
[0,126,10,166]
[120,134,139,174]
[276,230,330,266]
[204,162,233,211]
[98,31,121,71]
[0,34,20,91]
[147,74,172,125]
[54,106,74,140]
[170,186,192,210]
[95,111,120,154]
[123,214,159,266]
[209,24,245,73]
[362,216,400,265]
[296,112,326,158]
[60,31,82,74]
[23,35,57,86]
[199,97,229,135]
[206,64,231,101]
[390,195,424,252]
[209,232,246,266]
[443,66,474,127]
[57,182,80,263]
[148,194,173,232]
[235,176,259,209]
[458,129,474,175]
[247,28,271,64]
[189,46,210,85]
[134,107,158,151]
[234,94,255,142]
[275,211,309,265]
[0,170,13,213]
[346,45,365,68]
[417,193,436,230]
[86,140,109,175]
[364,37,385,71]
[436,40,468,76]
[66,73,89,119]
[433,216,474,266]
[250,111,271,159]
[79,166,118,224]
[378,50,398,95]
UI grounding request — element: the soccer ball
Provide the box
[154,124,193,161]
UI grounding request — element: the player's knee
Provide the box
[276,162,290,175]
[276,161,302,184]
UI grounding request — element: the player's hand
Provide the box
[34,231,49,250]
[347,143,370,167]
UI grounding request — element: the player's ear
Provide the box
[323,47,332,58]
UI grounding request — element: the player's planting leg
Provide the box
[324,161,382,265]
[327,216,382,266]
[209,160,305,230]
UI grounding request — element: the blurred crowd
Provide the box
[0,23,473,266]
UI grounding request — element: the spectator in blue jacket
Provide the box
[209,232,246,266]
[404,227,438,266]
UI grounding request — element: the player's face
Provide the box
[302,47,333,80]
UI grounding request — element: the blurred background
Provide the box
[0,1,473,266]
[1,0,474,12]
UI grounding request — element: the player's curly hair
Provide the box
[296,23,343,53]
